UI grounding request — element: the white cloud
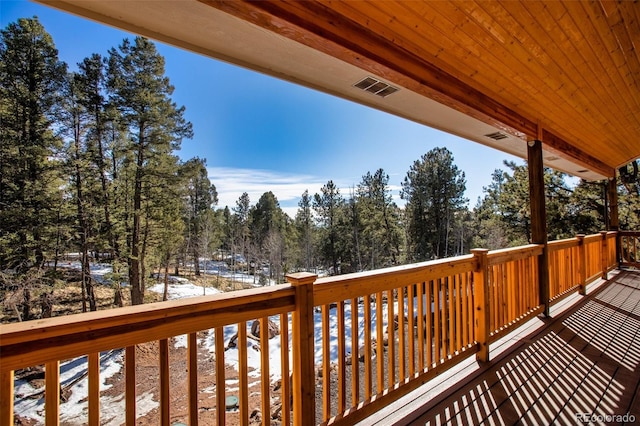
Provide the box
[207,167,406,218]
[207,167,325,218]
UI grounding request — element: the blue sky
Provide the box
[2,1,521,217]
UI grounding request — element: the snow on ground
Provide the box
[147,281,222,299]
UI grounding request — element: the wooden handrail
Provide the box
[0,285,295,372]
[486,244,542,265]
[314,255,476,306]
[548,237,579,251]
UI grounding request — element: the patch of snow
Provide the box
[147,282,222,299]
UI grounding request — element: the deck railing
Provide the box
[619,230,640,268]
[0,231,621,426]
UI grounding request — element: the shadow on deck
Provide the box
[364,270,640,425]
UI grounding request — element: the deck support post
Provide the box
[287,272,317,426]
[472,249,490,363]
[527,139,550,317]
[577,234,587,295]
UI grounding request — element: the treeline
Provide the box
[2,18,639,313]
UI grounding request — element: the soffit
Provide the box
[37,0,640,180]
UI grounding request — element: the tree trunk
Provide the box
[74,122,97,312]
[163,258,170,301]
[129,143,144,305]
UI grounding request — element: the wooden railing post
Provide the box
[577,234,587,295]
[601,231,609,279]
[286,272,317,426]
[472,249,490,363]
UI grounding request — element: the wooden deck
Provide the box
[361,270,640,425]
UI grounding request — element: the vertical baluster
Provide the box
[1,370,14,425]
[461,274,469,348]
[425,281,432,368]
[387,289,395,388]
[502,264,508,328]
[416,282,425,371]
[375,291,384,392]
[397,289,405,381]
[88,352,100,426]
[491,266,498,333]
[321,304,330,421]
[510,261,516,321]
[440,278,447,360]
[407,286,415,377]
[337,300,346,414]
[260,317,271,426]
[160,339,170,425]
[45,361,60,426]
[350,297,359,408]
[238,322,249,426]
[215,327,226,426]
[279,313,291,426]
[516,259,522,317]
[188,333,198,426]
[448,276,454,356]
[455,275,461,352]
[433,280,440,365]
[363,294,372,400]
[126,346,136,426]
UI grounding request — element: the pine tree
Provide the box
[60,69,100,311]
[357,168,402,269]
[401,147,467,260]
[250,191,285,281]
[295,190,315,271]
[233,192,251,271]
[106,37,193,304]
[181,157,218,276]
[0,17,67,271]
[313,180,345,274]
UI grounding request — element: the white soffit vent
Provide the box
[484,131,509,141]
[354,76,399,97]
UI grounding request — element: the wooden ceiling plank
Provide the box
[579,1,640,116]
[458,1,617,165]
[548,1,635,162]
[515,1,623,149]
[376,0,544,113]
[576,1,640,111]
[398,1,543,106]
[600,1,640,105]
[564,1,639,161]
[535,1,634,162]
